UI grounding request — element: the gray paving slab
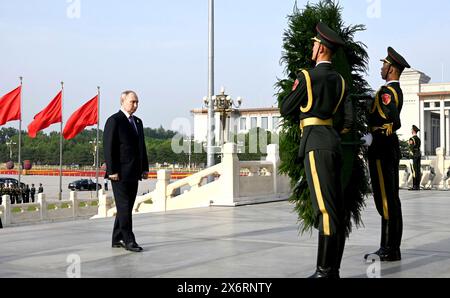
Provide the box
[1,190,449,278]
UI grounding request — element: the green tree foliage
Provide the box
[0,127,204,167]
[276,1,371,235]
[232,127,279,161]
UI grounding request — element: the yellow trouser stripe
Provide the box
[376,160,389,220]
[309,151,330,236]
[411,162,416,178]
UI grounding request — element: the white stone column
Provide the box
[436,148,446,189]
[266,144,280,195]
[446,110,450,156]
[219,143,239,205]
[441,102,445,155]
[2,195,11,226]
[419,99,425,154]
[38,193,47,221]
[96,191,113,218]
[70,191,78,218]
[154,170,170,212]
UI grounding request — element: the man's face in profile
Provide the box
[122,93,139,115]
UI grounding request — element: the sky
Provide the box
[1,0,450,133]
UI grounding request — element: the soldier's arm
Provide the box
[379,88,401,131]
[280,75,307,119]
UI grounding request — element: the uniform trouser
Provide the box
[412,156,421,188]
[369,157,403,250]
[304,150,344,236]
[304,150,345,273]
[111,180,139,244]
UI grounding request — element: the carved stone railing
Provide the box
[399,147,450,189]
[94,143,291,217]
[1,191,100,227]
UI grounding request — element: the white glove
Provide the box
[361,133,373,147]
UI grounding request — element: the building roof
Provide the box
[418,91,450,98]
[191,107,280,115]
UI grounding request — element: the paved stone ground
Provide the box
[0,190,449,278]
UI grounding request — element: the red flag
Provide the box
[0,86,21,126]
[28,91,62,138]
[63,95,98,140]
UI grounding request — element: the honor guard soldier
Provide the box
[364,47,410,262]
[408,125,422,190]
[281,23,352,278]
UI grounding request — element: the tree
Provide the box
[276,0,371,235]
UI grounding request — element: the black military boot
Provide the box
[335,230,346,275]
[309,234,339,279]
[364,219,401,261]
[364,218,388,260]
[388,217,403,261]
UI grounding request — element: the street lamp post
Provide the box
[6,139,17,161]
[207,0,215,171]
[205,87,242,149]
[184,136,192,169]
[89,139,101,168]
[89,140,96,167]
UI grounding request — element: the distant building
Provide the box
[191,107,282,144]
[400,69,450,156]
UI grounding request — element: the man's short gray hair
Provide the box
[121,90,138,102]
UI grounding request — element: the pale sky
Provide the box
[1,0,450,132]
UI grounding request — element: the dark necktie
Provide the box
[129,116,138,134]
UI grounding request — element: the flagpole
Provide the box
[59,82,64,200]
[95,86,100,199]
[18,77,23,186]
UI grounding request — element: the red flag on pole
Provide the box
[28,91,62,138]
[0,86,21,126]
[63,95,98,140]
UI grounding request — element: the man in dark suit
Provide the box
[280,23,352,278]
[104,90,149,252]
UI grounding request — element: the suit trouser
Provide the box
[412,156,421,188]
[304,150,344,236]
[111,180,139,244]
[368,156,403,249]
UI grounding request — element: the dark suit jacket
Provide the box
[103,111,149,182]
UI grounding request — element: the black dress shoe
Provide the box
[364,247,401,262]
[125,242,143,252]
[408,187,420,191]
[112,240,126,248]
[308,267,340,279]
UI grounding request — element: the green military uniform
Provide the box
[281,23,352,278]
[365,47,410,262]
[409,125,422,190]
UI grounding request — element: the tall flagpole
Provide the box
[95,86,100,199]
[18,77,23,186]
[207,0,216,175]
[59,82,64,201]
